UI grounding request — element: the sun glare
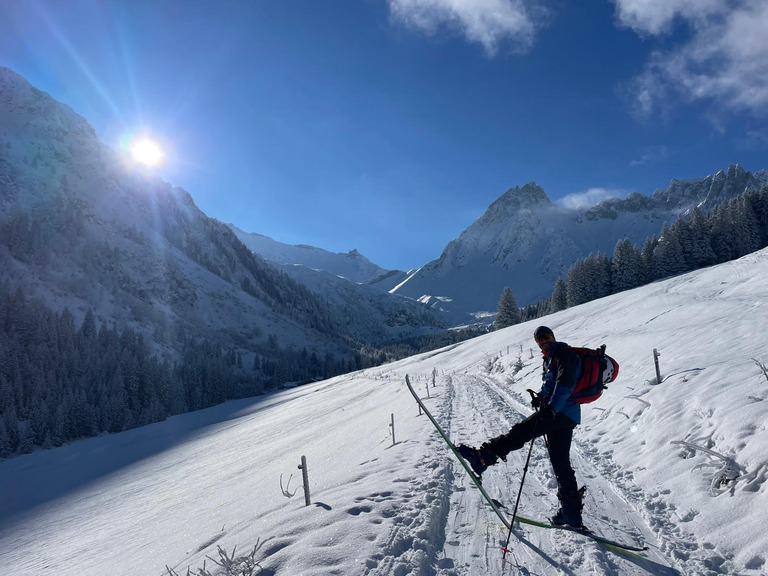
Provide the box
[130,138,164,166]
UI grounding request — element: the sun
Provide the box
[130,138,164,166]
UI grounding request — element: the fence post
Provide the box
[390,413,396,445]
[298,455,311,506]
[425,382,430,399]
[432,368,436,388]
[653,348,662,384]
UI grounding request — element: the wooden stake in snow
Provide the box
[389,413,396,446]
[653,348,663,384]
[298,455,311,506]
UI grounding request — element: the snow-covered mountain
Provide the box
[3,246,766,576]
[228,224,392,284]
[227,224,432,341]
[0,67,442,367]
[391,168,768,321]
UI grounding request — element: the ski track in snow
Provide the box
[419,370,677,576]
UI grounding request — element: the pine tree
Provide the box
[566,259,590,307]
[653,223,686,278]
[495,287,521,329]
[549,277,567,313]
[0,415,9,457]
[711,203,738,263]
[688,207,716,268]
[593,253,612,298]
[612,238,643,293]
[641,235,659,281]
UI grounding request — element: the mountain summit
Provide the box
[391,166,767,321]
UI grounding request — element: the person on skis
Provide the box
[458,325,584,528]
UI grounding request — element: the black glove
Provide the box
[527,388,544,409]
[537,403,555,420]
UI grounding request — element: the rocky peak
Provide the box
[651,164,766,210]
[477,182,550,226]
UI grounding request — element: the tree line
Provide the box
[495,185,768,328]
[0,283,393,457]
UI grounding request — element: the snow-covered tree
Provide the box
[612,238,643,293]
[653,223,687,278]
[688,206,716,268]
[549,277,567,313]
[566,259,591,307]
[495,287,521,329]
[641,235,659,281]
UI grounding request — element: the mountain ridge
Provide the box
[0,67,446,375]
[390,163,768,320]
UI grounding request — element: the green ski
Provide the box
[405,375,648,554]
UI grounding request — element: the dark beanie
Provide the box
[534,325,554,339]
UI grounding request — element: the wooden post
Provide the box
[389,413,396,445]
[653,348,662,384]
[432,368,436,388]
[425,382,430,399]
[298,455,311,506]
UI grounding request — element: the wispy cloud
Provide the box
[557,187,631,210]
[630,144,670,167]
[386,0,550,56]
[614,0,768,118]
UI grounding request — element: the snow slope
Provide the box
[1,248,767,576]
[227,224,391,285]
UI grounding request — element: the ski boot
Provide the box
[457,444,498,478]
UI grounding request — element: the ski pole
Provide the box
[527,389,550,451]
[502,397,542,560]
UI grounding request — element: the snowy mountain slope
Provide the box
[229,224,440,343]
[228,224,391,284]
[0,67,447,367]
[262,261,446,344]
[2,246,766,575]
[391,170,768,322]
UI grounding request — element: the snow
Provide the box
[2,248,768,575]
[228,224,390,285]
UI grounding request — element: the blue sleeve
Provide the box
[543,349,581,413]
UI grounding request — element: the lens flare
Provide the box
[130,139,164,166]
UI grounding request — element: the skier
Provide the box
[458,325,584,528]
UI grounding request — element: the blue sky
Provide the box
[2,0,767,271]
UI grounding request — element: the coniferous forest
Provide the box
[501,186,768,324]
[0,281,403,457]
[540,185,768,314]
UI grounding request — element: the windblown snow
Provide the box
[1,248,767,575]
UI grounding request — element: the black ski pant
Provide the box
[486,409,580,511]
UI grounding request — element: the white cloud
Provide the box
[615,0,768,118]
[387,0,549,56]
[612,0,723,36]
[630,144,670,167]
[557,187,630,210]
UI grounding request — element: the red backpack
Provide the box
[566,344,620,404]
